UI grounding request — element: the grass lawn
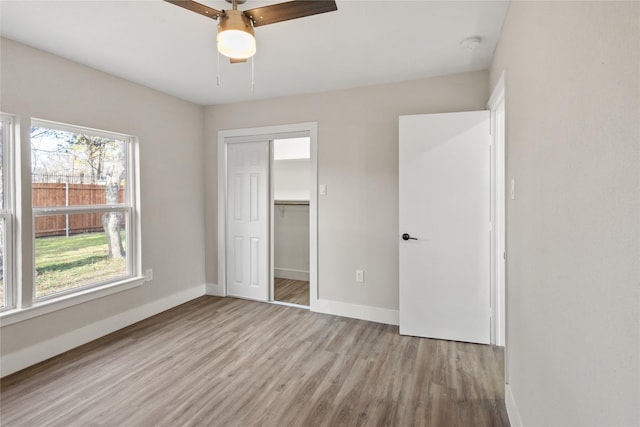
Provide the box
[35,232,126,298]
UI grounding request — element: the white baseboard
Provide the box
[205,282,224,296]
[1,285,205,377]
[313,299,399,326]
[274,268,310,281]
[505,383,523,427]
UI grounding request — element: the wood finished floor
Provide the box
[274,278,310,306]
[0,297,509,427]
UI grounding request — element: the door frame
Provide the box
[218,122,318,309]
[488,73,506,347]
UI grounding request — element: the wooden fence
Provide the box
[33,183,125,238]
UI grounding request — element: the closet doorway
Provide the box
[218,122,318,309]
[271,137,310,308]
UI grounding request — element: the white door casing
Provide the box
[488,72,507,348]
[399,111,491,344]
[226,141,269,301]
[217,122,318,309]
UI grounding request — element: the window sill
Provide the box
[0,276,147,327]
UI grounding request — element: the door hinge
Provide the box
[489,222,493,232]
[490,307,494,318]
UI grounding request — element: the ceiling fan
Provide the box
[165,0,338,63]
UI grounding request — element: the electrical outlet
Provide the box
[145,268,153,282]
[355,269,364,283]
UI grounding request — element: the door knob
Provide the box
[402,233,417,241]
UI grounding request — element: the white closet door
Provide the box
[226,141,269,301]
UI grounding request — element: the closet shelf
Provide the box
[274,200,309,206]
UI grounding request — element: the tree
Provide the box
[72,134,109,184]
[101,144,125,259]
[31,127,72,178]
[31,127,126,259]
[67,134,125,258]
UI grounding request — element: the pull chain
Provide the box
[216,50,221,87]
[251,56,255,93]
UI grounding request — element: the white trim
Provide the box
[488,73,506,111]
[205,282,223,296]
[314,299,399,326]
[218,122,318,308]
[217,134,227,297]
[17,115,34,308]
[308,127,318,311]
[505,384,523,427]
[0,276,146,326]
[30,118,134,141]
[0,114,16,311]
[1,285,205,377]
[488,72,506,347]
[269,143,275,304]
[274,268,309,281]
[33,204,129,215]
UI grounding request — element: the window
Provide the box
[0,114,15,310]
[31,119,138,300]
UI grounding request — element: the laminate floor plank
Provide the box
[0,296,508,427]
[274,278,309,306]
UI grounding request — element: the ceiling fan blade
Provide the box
[244,0,337,27]
[230,58,248,64]
[164,0,223,20]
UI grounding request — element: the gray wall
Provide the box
[0,38,206,373]
[490,2,639,425]
[205,71,489,309]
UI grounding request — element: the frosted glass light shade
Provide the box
[217,29,256,59]
[217,9,256,59]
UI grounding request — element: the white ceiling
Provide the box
[0,0,509,106]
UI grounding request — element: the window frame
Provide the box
[0,117,144,326]
[30,119,139,301]
[0,114,16,311]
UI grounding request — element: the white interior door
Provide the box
[226,141,269,301]
[399,111,491,344]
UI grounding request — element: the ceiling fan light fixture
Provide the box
[217,9,256,59]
